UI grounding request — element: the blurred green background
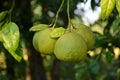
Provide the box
[0,0,120,80]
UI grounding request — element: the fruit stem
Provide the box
[51,0,65,29]
[67,0,73,31]
[8,0,15,22]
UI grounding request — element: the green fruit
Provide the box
[33,28,57,55]
[54,31,87,62]
[74,24,95,50]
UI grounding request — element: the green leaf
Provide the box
[88,61,99,74]
[8,49,22,62]
[95,35,112,48]
[0,32,3,42]
[43,55,56,71]
[1,22,21,61]
[116,0,120,14]
[74,63,86,80]
[0,22,4,27]
[0,11,8,22]
[101,0,115,20]
[105,51,113,63]
[50,27,66,38]
[111,15,120,34]
[29,24,49,31]
[1,22,20,50]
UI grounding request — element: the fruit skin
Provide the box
[54,31,87,62]
[33,28,57,55]
[74,24,95,50]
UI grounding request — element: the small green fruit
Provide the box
[33,28,57,55]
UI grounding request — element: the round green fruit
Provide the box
[33,28,57,55]
[74,24,95,50]
[54,31,87,62]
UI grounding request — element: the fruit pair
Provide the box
[54,24,95,62]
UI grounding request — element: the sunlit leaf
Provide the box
[1,22,22,61]
[101,0,115,20]
[50,27,66,38]
[1,22,20,50]
[0,22,9,42]
[0,32,3,42]
[116,0,120,14]
[8,49,22,62]
[30,24,49,31]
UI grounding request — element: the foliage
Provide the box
[0,11,22,62]
[101,0,120,20]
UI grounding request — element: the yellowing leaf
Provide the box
[50,27,66,38]
[30,24,49,31]
[101,0,115,20]
[116,0,120,14]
